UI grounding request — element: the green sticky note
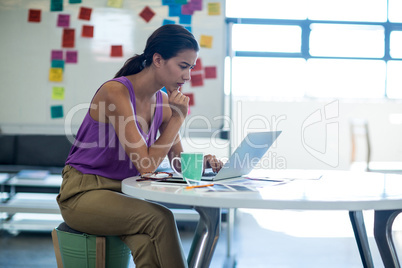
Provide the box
[52,86,65,100]
[51,60,64,70]
[175,0,188,4]
[69,0,82,3]
[50,0,63,11]
[51,105,64,119]
[107,0,123,8]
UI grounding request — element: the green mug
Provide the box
[171,152,204,181]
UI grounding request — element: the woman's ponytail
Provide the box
[114,53,147,78]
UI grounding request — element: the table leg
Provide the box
[374,209,402,268]
[187,206,221,268]
[223,208,236,268]
[349,211,374,268]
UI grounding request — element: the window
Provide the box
[309,24,384,58]
[232,24,302,53]
[226,0,402,99]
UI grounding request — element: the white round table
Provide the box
[122,170,402,268]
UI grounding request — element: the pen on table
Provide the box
[185,184,214,189]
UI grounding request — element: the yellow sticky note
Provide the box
[208,3,221,15]
[52,86,65,100]
[200,35,213,48]
[107,0,123,8]
[49,68,63,82]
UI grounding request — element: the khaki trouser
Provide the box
[56,165,188,268]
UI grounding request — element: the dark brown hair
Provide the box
[115,24,199,78]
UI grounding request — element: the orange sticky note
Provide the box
[82,25,94,37]
[208,3,221,15]
[111,45,123,57]
[79,7,92,20]
[62,28,75,48]
[28,9,41,23]
[49,68,63,82]
[200,35,213,48]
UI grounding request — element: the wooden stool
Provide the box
[52,222,131,268]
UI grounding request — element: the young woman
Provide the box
[57,24,223,267]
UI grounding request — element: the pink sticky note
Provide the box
[182,4,194,15]
[51,50,63,61]
[191,0,203,11]
[65,50,78,63]
[57,14,70,27]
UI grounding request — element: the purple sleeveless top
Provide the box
[66,76,163,180]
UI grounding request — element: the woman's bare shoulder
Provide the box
[97,80,130,101]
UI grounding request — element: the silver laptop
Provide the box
[202,131,281,181]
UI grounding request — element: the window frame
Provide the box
[226,17,402,98]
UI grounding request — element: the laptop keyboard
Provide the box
[203,171,217,177]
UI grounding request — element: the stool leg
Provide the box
[96,236,106,268]
[51,229,64,268]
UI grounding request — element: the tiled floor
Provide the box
[1,209,402,267]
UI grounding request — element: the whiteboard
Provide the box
[0,0,225,134]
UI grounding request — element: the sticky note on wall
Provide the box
[49,68,63,82]
[175,0,188,4]
[204,66,217,79]
[57,14,70,27]
[28,9,41,23]
[179,14,192,24]
[181,4,194,15]
[168,4,181,17]
[107,0,123,8]
[193,58,203,71]
[184,93,194,106]
[62,28,75,48]
[51,59,65,70]
[82,25,94,37]
[50,0,63,11]
[208,3,221,15]
[66,51,78,63]
[191,0,203,11]
[78,7,92,20]
[52,86,65,100]
[200,35,213,48]
[51,50,63,61]
[163,19,175,25]
[139,6,155,23]
[111,45,123,57]
[190,73,204,87]
[50,105,64,119]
